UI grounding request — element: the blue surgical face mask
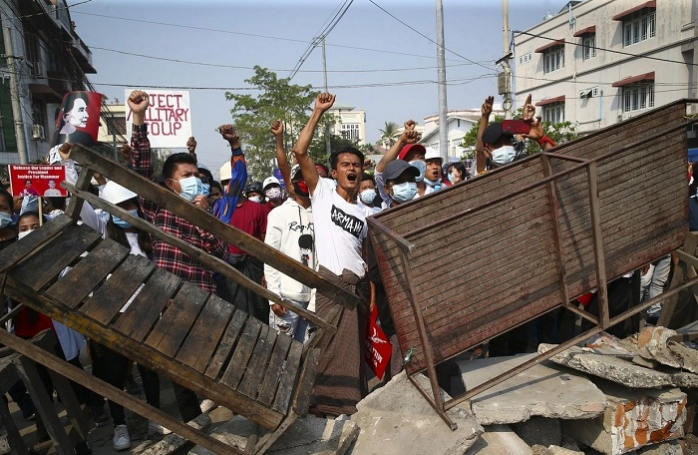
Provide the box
[0,211,12,229]
[360,188,376,205]
[178,176,203,202]
[448,172,455,182]
[409,160,426,183]
[201,183,211,197]
[112,209,139,229]
[391,182,417,203]
[424,178,442,191]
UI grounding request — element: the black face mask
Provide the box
[293,181,309,198]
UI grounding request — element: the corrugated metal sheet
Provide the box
[370,100,690,375]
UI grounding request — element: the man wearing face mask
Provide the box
[262,176,284,213]
[129,90,228,424]
[481,123,520,170]
[375,121,423,208]
[245,181,264,204]
[423,147,451,193]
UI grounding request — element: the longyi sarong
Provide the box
[311,266,370,416]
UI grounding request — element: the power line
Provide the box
[367,0,496,72]
[89,45,476,74]
[69,10,475,65]
[514,30,698,67]
[3,0,92,20]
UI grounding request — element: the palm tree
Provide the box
[379,121,400,148]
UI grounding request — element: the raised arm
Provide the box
[476,96,493,174]
[271,120,295,199]
[376,120,418,173]
[292,93,335,194]
[213,125,247,224]
[128,90,153,179]
[521,96,556,152]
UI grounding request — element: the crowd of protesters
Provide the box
[0,89,683,453]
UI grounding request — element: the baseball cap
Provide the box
[384,160,420,182]
[263,176,281,190]
[397,143,426,161]
[482,123,513,145]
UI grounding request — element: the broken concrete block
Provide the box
[350,372,483,455]
[636,326,682,369]
[457,354,606,425]
[465,425,532,454]
[562,382,686,455]
[636,440,682,454]
[512,417,561,447]
[546,445,584,455]
[540,344,698,388]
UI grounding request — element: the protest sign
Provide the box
[50,91,102,148]
[9,165,67,198]
[125,90,192,148]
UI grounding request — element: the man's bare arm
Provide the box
[292,93,335,194]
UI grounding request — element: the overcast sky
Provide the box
[70,0,573,173]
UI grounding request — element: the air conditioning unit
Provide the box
[579,89,592,99]
[30,62,45,78]
[31,124,45,141]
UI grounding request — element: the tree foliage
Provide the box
[226,66,319,180]
[379,121,400,147]
[307,133,362,168]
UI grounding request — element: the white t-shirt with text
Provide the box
[311,178,369,277]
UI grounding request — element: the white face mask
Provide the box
[249,195,262,204]
[491,145,517,166]
[360,188,376,205]
[265,187,282,200]
[18,229,35,240]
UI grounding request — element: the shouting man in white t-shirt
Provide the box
[292,92,372,417]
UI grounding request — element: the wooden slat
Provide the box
[292,347,320,416]
[145,282,209,358]
[257,332,292,407]
[80,254,156,326]
[220,317,263,389]
[205,309,248,380]
[177,295,235,372]
[0,214,73,273]
[112,268,182,341]
[44,239,130,309]
[238,326,277,399]
[272,340,303,414]
[9,223,102,292]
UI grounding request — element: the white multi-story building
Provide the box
[328,103,367,146]
[0,0,96,165]
[513,0,698,134]
[97,102,127,146]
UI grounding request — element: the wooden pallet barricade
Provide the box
[368,99,698,429]
[0,144,364,454]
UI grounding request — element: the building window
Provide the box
[542,102,565,124]
[340,123,360,141]
[623,8,656,47]
[582,35,596,60]
[543,45,564,73]
[622,82,654,113]
[518,53,532,65]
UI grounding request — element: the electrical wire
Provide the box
[514,30,698,67]
[89,45,476,74]
[3,0,92,20]
[367,0,496,72]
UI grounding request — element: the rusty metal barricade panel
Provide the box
[370,99,691,375]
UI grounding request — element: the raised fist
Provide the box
[186,136,197,154]
[522,94,535,122]
[58,143,72,161]
[218,124,240,146]
[400,129,421,145]
[404,119,417,131]
[270,119,284,137]
[128,90,150,114]
[314,93,336,113]
[482,96,494,118]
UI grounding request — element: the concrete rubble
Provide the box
[457,354,606,425]
[465,424,533,454]
[349,372,483,455]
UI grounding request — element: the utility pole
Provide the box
[322,36,331,156]
[2,20,28,164]
[501,0,513,119]
[435,0,449,161]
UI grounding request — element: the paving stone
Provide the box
[512,417,561,447]
[457,354,606,425]
[465,425,532,455]
[350,372,483,455]
[561,381,686,455]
